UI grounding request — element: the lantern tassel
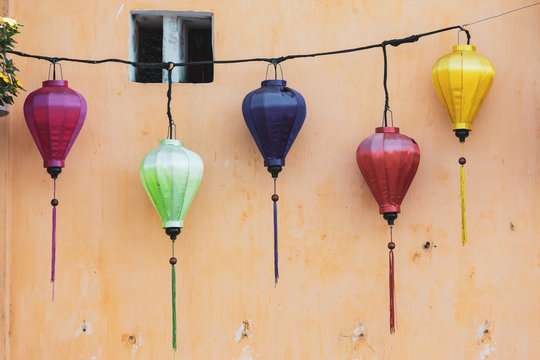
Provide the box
[272,178,279,286]
[51,178,57,301]
[171,242,177,351]
[389,225,396,334]
[459,143,467,246]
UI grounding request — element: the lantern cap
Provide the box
[43,80,68,87]
[375,126,400,134]
[452,44,476,52]
[383,212,398,226]
[165,227,181,241]
[261,79,286,87]
[267,165,282,179]
[159,139,183,147]
[454,129,470,143]
[47,166,62,179]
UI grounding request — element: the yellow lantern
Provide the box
[432,44,495,141]
[432,44,494,246]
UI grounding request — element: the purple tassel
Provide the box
[272,178,279,286]
[51,179,57,300]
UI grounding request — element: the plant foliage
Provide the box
[0,17,23,106]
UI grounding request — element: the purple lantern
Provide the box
[242,79,306,178]
[24,80,87,178]
[242,78,306,285]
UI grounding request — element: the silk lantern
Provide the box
[140,138,203,351]
[23,78,87,298]
[242,76,306,285]
[356,126,420,333]
[432,44,494,245]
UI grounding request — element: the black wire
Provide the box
[382,45,389,127]
[6,25,469,69]
[166,65,174,139]
[6,0,540,68]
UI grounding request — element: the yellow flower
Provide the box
[0,73,9,83]
[15,78,23,89]
[1,17,17,27]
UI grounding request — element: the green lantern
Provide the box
[140,139,204,239]
[139,138,203,351]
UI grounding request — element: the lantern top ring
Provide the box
[159,138,183,147]
[452,44,476,52]
[375,126,400,133]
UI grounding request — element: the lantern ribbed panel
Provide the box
[432,45,495,131]
[242,80,306,167]
[356,127,420,214]
[23,80,87,168]
[140,139,203,228]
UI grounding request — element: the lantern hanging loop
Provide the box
[381,108,394,127]
[48,61,63,81]
[265,61,284,81]
[381,44,392,127]
[457,26,471,45]
[166,63,176,140]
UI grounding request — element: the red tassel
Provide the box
[388,226,396,334]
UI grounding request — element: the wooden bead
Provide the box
[169,257,177,265]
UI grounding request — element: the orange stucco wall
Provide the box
[1,0,539,359]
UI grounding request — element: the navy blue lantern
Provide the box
[242,77,307,286]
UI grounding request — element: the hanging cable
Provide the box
[382,45,389,127]
[166,63,175,140]
[5,3,538,69]
[463,1,540,26]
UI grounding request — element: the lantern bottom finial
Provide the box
[454,129,470,143]
[47,167,62,179]
[383,212,398,226]
[267,165,282,179]
[165,227,181,241]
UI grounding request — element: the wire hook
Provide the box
[265,61,284,80]
[457,26,471,44]
[48,61,63,80]
[382,108,394,127]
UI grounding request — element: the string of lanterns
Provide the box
[13,3,533,348]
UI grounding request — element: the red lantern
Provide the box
[356,127,420,225]
[356,126,420,333]
[24,79,87,298]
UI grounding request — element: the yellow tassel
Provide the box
[459,144,467,245]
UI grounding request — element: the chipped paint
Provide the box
[476,321,489,340]
[74,320,92,337]
[477,343,496,360]
[237,345,253,360]
[351,323,365,342]
[235,320,251,342]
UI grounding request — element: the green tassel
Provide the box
[172,264,177,351]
